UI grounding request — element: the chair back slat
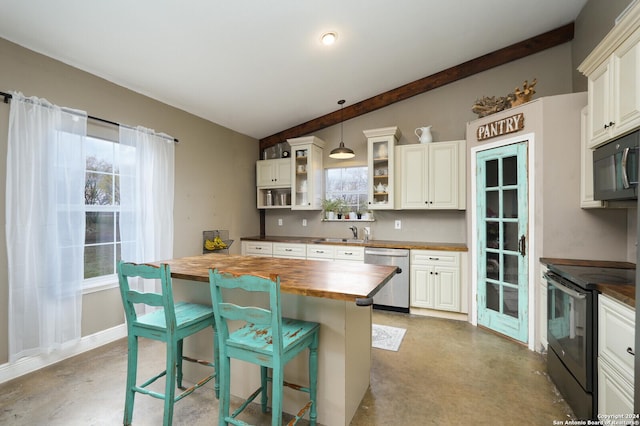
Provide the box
[126,290,165,307]
[218,303,271,325]
[117,261,177,329]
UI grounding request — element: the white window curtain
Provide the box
[119,126,174,270]
[6,92,87,362]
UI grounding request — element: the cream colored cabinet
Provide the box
[580,5,640,148]
[334,246,364,262]
[288,136,325,210]
[256,158,292,209]
[306,244,335,261]
[410,250,466,313]
[580,106,606,208]
[364,127,400,210]
[397,140,466,210]
[272,242,306,259]
[241,241,273,257]
[598,295,635,417]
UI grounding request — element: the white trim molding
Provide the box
[0,324,126,384]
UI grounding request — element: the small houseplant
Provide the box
[322,198,339,220]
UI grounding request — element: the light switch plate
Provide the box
[394,220,401,230]
[278,218,283,226]
[302,219,307,226]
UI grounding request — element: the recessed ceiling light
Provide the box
[321,32,337,46]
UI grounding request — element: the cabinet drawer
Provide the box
[306,244,335,260]
[598,357,634,418]
[599,295,635,379]
[242,241,273,256]
[411,250,460,266]
[273,243,306,258]
[335,246,364,262]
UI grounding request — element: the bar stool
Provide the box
[208,269,320,426]
[117,261,218,426]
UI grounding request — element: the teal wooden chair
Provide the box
[208,269,320,426]
[117,261,218,426]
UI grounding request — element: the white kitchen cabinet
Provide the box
[410,250,466,313]
[579,5,640,148]
[256,158,292,209]
[288,136,325,210]
[579,106,607,208]
[306,244,335,261]
[396,140,466,210]
[334,246,364,262]
[272,242,306,259]
[598,294,635,417]
[364,127,401,210]
[256,158,291,187]
[241,241,273,257]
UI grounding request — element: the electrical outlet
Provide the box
[394,220,401,230]
[302,219,307,227]
[278,218,283,226]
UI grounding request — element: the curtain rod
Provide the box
[1,91,179,143]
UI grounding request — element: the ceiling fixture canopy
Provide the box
[329,99,355,159]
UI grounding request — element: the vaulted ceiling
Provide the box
[0,0,587,143]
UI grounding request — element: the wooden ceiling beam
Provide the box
[259,22,574,151]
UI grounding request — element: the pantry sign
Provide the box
[476,112,524,141]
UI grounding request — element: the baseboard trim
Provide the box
[0,324,126,384]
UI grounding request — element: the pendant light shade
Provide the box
[329,99,355,159]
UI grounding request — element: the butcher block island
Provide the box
[152,253,399,426]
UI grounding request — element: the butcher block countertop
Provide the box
[541,257,636,308]
[152,253,398,304]
[241,235,468,252]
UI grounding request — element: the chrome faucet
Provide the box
[348,225,358,239]
[362,227,370,242]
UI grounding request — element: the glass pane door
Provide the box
[476,142,529,343]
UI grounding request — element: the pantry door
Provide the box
[476,142,529,343]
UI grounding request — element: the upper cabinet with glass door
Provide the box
[287,136,325,210]
[364,126,401,210]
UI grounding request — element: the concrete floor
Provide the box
[0,310,574,425]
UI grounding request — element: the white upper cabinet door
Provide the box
[613,29,640,137]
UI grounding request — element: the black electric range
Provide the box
[544,263,635,419]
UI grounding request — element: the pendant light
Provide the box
[329,99,355,159]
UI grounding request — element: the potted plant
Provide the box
[322,198,339,220]
[336,199,347,219]
[359,201,372,220]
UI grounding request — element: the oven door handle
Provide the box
[543,273,587,299]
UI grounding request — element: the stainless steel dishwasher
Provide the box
[364,247,410,313]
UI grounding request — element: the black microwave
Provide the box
[593,131,639,201]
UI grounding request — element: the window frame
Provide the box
[83,131,122,293]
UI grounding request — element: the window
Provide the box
[325,166,368,211]
[83,136,132,289]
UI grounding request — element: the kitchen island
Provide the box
[152,253,398,425]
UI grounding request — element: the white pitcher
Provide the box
[414,126,433,144]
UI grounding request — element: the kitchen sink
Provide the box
[313,238,365,244]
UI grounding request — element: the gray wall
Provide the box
[0,37,260,363]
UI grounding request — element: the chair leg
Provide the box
[164,340,178,426]
[177,339,184,389]
[218,354,231,426]
[270,364,284,426]
[309,332,319,426]
[213,325,219,399]
[260,366,269,413]
[123,334,138,426]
